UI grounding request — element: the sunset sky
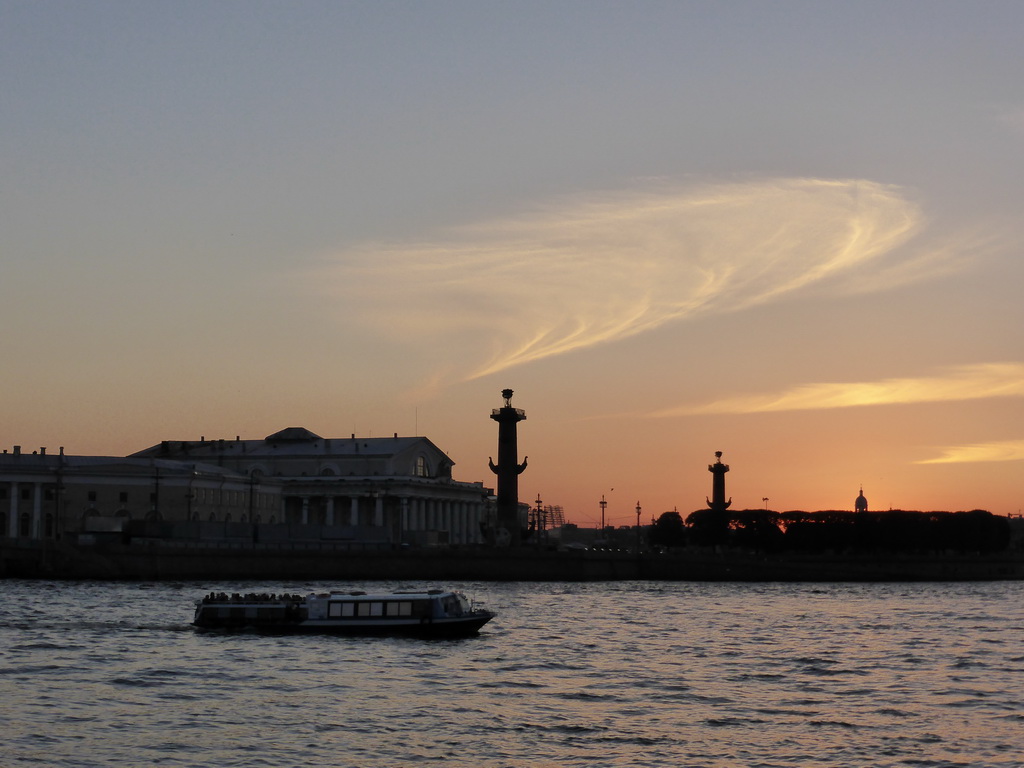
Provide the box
[3,2,1022,525]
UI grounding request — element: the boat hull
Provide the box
[192,589,495,637]
[192,610,494,637]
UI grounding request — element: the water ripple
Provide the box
[2,580,1024,767]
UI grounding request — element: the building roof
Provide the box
[0,453,246,480]
[130,428,452,463]
[264,426,322,442]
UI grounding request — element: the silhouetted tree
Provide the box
[685,509,729,546]
[729,510,785,551]
[649,511,686,548]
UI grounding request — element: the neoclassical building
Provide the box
[2,427,494,547]
[132,427,493,545]
[0,447,268,540]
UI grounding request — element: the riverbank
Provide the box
[3,538,1023,581]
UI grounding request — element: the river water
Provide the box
[2,579,1022,767]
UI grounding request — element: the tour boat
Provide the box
[193,588,495,637]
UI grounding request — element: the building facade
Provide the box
[132,427,494,546]
[0,447,278,541]
[2,428,494,547]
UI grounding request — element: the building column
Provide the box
[470,502,481,544]
[301,496,310,525]
[32,482,42,539]
[9,482,19,537]
[374,495,384,527]
[325,496,335,526]
[350,497,359,526]
[457,502,467,544]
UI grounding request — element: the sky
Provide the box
[3,1,1022,526]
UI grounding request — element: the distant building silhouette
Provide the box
[855,486,868,513]
[706,451,732,512]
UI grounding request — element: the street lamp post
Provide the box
[534,493,543,549]
[635,501,642,554]
[599,494,607,542]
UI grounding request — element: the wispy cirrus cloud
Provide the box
[315,177,948,381]
[649,363,1024,417]
[918,439,1024,465]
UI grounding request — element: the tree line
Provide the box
[649,508,1011,554]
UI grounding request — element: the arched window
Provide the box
[18,512,31,537]
[44,513,55,538]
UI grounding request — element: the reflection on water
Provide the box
[2,580,1023,767]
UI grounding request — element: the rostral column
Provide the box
[489,389,527,546]
[706,451,732,512]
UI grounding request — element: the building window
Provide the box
[119,492,128,503]
[18,512,30,537]
[88,491,97,503]
[44,513,54,538]
[21,488,31,501]
[415,456,428,477]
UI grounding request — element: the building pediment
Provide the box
[264,427,323,442]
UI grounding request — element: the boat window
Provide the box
[341,602,355,617]
[355,601,385,617]
[328,602,342,618]
[386,601,413,617]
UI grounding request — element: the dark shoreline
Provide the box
[4,539,1024,582]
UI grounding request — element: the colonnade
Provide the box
[3,479,488,546]
[289,493,485,544]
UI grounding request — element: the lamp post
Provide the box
[635,501,642,554]
[534,493,543,549]
[599,494,607,542]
